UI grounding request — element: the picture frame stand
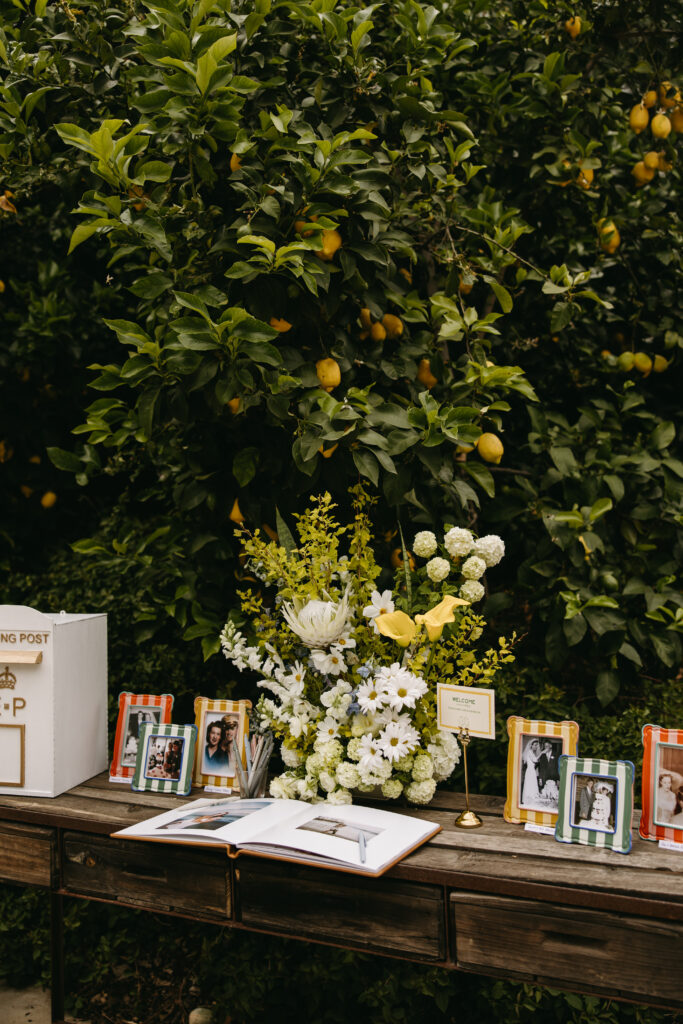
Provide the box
[454,729,482,829]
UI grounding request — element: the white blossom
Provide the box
[472,534,505,568]
[357,678,388,714]
[413,530,437,557]
[282,586,352,647]
[382,778,404,799]
[269,773,298,799]
[357,734,385,774]
[280,744,303,768]
[412,753,434,781]
[318,770,337,793]
[377,717,420,762]
[405,779,437,804]
[310,648,346,676]
[282,661,306,695]
[444,527,474,558]
[316,716,341,741]
[460,580,485,603]
[462,555,487,580]
[379,666,427,711]
[327,788,353,805]
[362,589,395,633]
[426,556,450,582]
[336,761,361,789]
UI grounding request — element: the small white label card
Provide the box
[436,684,496,740]
[659,840,683,852]
[525,823,555,836]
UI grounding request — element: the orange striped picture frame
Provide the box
[640,723,683,844]
[193,696,252,789]
[110,692,174,782]
[504,716,579,826]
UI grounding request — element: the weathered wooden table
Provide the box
[1,774,682,1023]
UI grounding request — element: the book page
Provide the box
[242,802,439,873]
[113,797,277,842]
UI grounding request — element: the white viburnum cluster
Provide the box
[410,527,505,605]
[413,530,437,557]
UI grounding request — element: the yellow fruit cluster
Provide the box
[628,82,680,185]
[602,350,668,375]
[358,307,404,343]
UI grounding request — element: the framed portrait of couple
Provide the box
[639,724,683,846]
[554,755,634,855]
[504,717,579,827]
[193,697,252,789]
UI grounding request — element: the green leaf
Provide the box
[595,670,620,708]
[134,160,173,183]
[351,20,372,53]
[650,421,675,450]
[276,507,297,554]
[47,446,82,473]
[490,281,513,313]
[237,235,276,254]
[588,497,612,522]
[352,448,379,486]
[233,447,259,486]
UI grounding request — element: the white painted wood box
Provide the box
[0,605,107,797]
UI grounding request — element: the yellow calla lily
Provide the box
[375,610,417,648]
[415,595,469,641]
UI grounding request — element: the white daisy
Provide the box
[310,648,346,676]
[282,661,306,695]
[316,716,341,741]
[382,669,427,711]
[357,678,388,714]
[377,717,420,762]
[357,734,386,774]
[362,589,395,633]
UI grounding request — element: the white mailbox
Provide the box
[0,605,107,797]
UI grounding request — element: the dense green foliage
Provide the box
[0,0,681,1020]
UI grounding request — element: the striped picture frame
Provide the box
[640,724,683,844]
[109,692,175,782]
[193,697,252,788]
[504,717,579,826]
[131,723,197,795]
[555,755,634,854]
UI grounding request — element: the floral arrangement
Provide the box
[221,489,514,805]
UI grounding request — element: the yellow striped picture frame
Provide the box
[504,717,579,826]
[193,696,252,789]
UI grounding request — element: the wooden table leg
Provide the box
[50,890,65,1024]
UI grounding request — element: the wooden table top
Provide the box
[1,774,682,920]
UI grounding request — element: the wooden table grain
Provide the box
[1,775,682,1022]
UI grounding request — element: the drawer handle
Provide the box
[542,930,607,951]
[122,865,168,882]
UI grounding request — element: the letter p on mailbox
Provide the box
[0,605,107,797]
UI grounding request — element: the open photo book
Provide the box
[112,797,441,877]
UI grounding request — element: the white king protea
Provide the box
[282,586,352,648]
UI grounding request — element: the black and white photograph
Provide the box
[121,706,162,767]
[296,816,384,845]
[159,799,271,832]
[200,712,240,776]
[572,773,616,833]
[653,743,683,829]
[143,736,185,780]
[518,735,562,813]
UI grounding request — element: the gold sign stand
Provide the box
[454,728,482,829]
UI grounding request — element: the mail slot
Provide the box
[0,604,107,797]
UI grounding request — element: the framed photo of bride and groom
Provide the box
[504,717,579,827]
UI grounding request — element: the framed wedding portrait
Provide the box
[131,722,197,795]
[193,697,252,789]
[504,717,579,826]
[639,724,683,845]
[109,692,174,782]
[555,755,634,855]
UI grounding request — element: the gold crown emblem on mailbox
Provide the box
[0,666,17,689]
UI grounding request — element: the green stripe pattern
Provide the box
[132,723,197,796]
[555,756,634,855]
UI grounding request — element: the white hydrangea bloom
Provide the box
[296,777,319,801]
[444,527,474,558]
[412,753,434,781]
[460,580,485,603]
[327,788,353,805]
[382,778,404,799]
[269,773,298,799]
[318,770,337,793]
[426,556,450,582]
[405,778,437,804]
[305,752,323,776]
[346,737,363,761]
[393,753,414,772]
[413,530,437,558]
[359,759,392,785]
[280,744,303,768]
[362,589,395,633]
[461,555,487,580]
[314,738,344,767]
[336,761,361,789]
[472,534,505,567]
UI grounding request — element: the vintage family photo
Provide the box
[200,712,240,776]
[143,735,185,781]
[121,706,162,767]
[159,799,271,833]
[654,743,683,829]
[571,773,616,833]
[296,816,384,846]
[518,735,562,813]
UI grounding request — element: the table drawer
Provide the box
[0,822,55,887]
[238,858,445,960]
[451,892,683,1006]
[62,832,231,920]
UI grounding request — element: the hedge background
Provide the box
[0,0,681,1020]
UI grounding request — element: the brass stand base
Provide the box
[454,809,483,829]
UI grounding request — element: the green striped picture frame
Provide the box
[132,723,197,796]
[554,755,634,854]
